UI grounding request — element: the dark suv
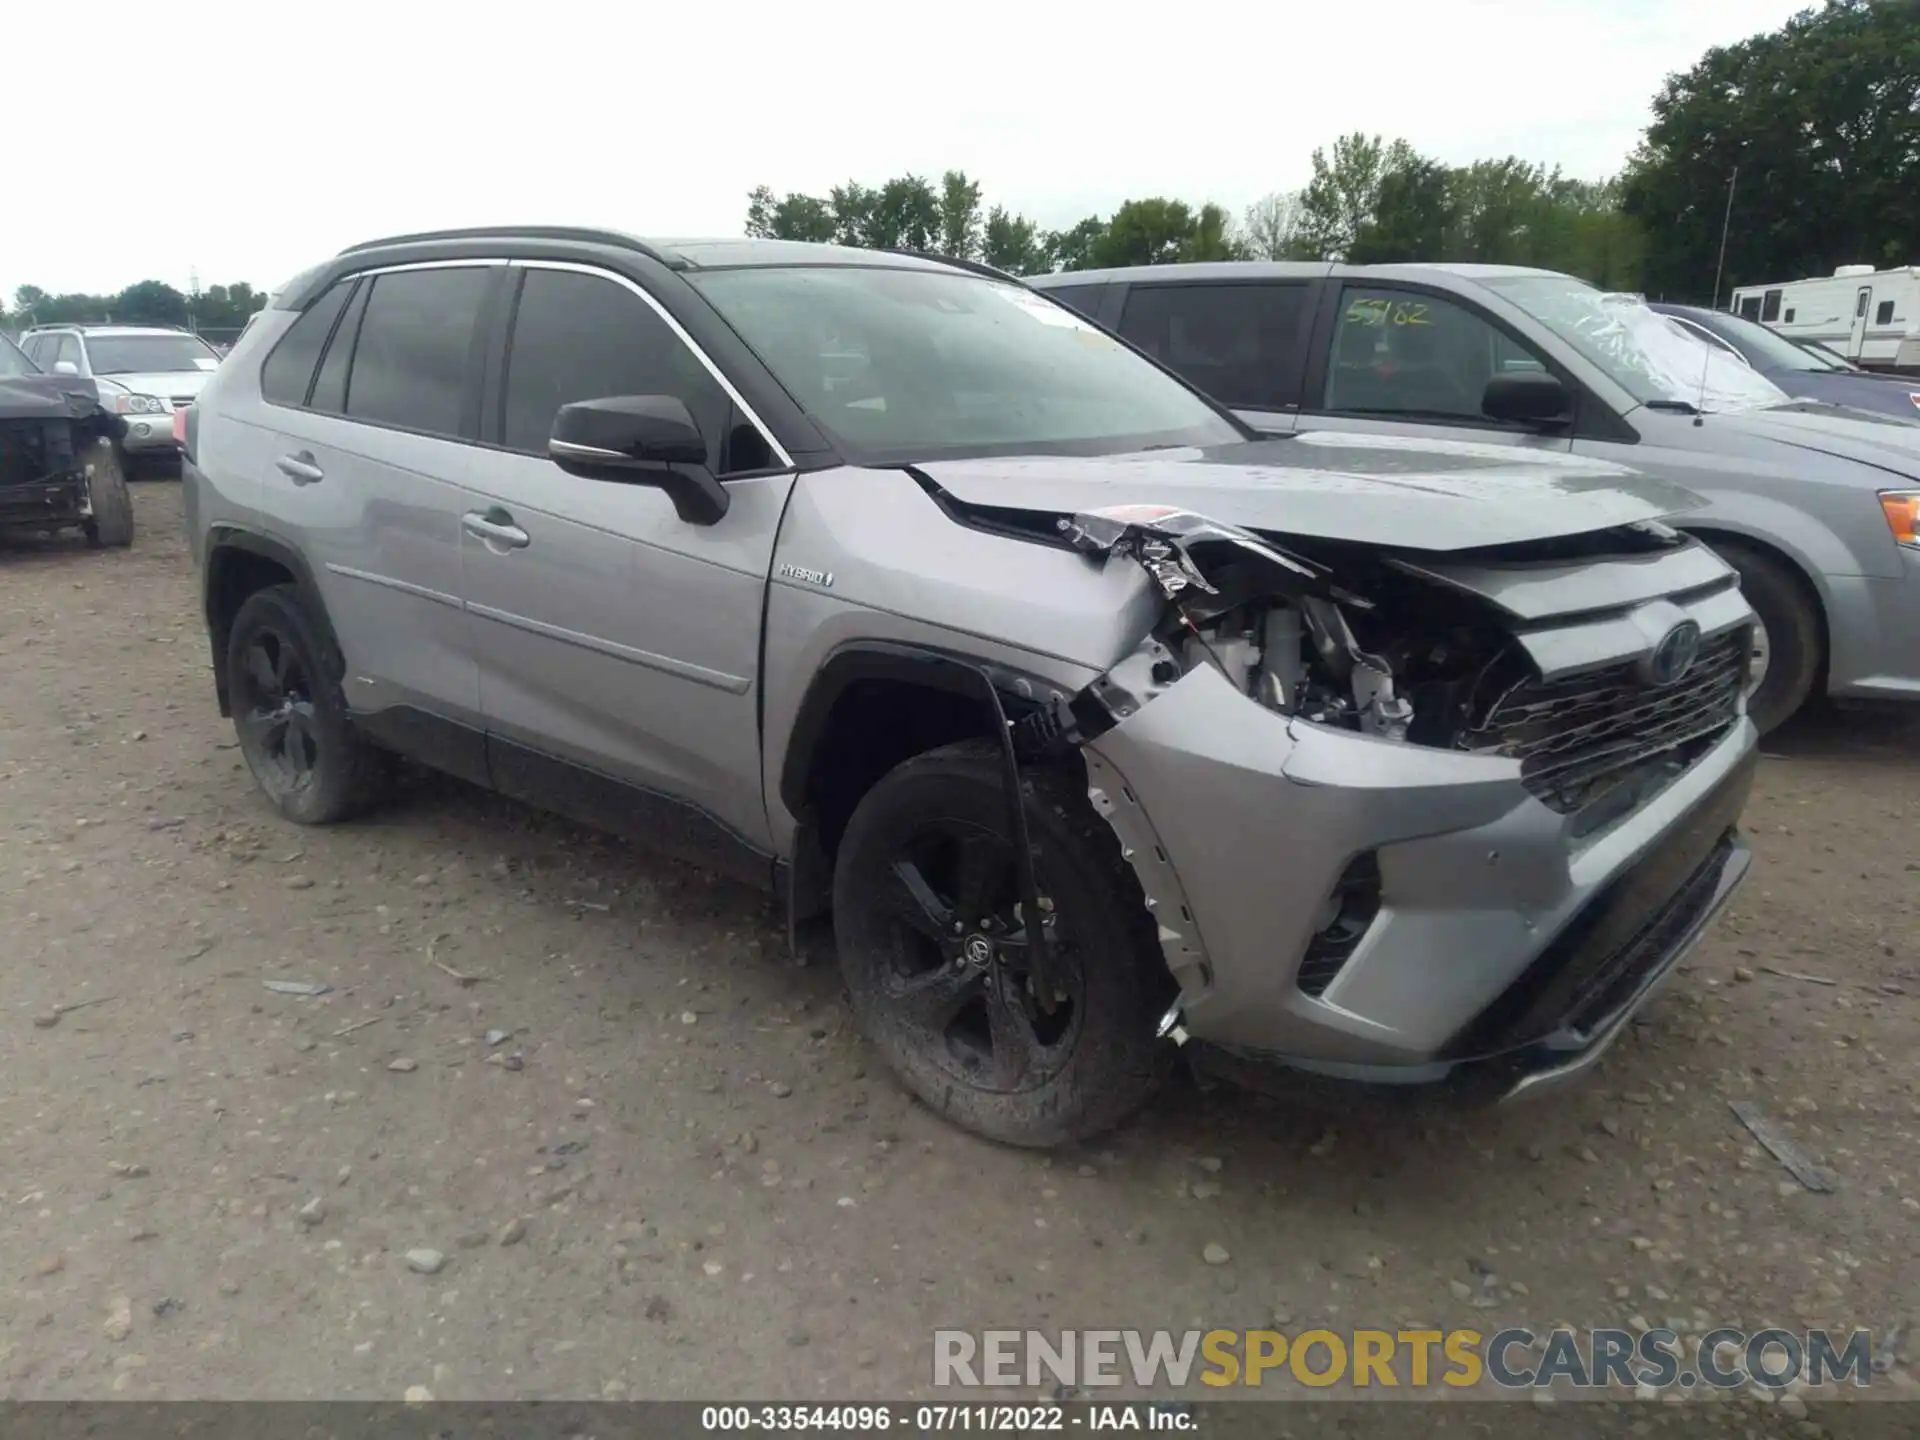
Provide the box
[0,333,134,548]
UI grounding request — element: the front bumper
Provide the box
[0,473,91,531]
[119,414,181,454]
[1825,549,1920,701]
[1083,660,1759,1085]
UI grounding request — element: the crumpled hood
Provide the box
[1720,401,1920,480]
[0,373,104,423]
[915,433,1705,552]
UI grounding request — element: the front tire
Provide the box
[82,439,134,548]
[1710,539,1822,734]
[226,584,394,824]
[832,739,1174,1147]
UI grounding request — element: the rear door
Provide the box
[1113,279,1316,434]
[459,260,795,861]
[1295,281,1576,454]
[254,261,499,780]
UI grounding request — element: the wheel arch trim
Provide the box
[203,526,343,715]
[774,639,1072,820]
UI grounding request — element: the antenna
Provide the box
[1694,163,1739,424]
[1710,165,1738,313]
[1693,339,1711,426]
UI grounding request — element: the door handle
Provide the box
[275,451,324,485]
[462,508,530,550]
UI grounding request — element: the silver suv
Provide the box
[19,324,222,470]
[183,229,1760,1146]
[1029,262,1920,734]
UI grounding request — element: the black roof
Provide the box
[274,228,1018,311]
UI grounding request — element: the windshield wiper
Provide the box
[1642,399,1701,415]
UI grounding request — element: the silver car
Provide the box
[183,231,1758,1146]
[1031,263,1920,733]
[18,324,223,467]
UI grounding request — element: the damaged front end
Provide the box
[1036,504,1416,744]
[0,374,125,535]
[1012,502,1759,1092]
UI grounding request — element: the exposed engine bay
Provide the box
[1012,503,1750,826]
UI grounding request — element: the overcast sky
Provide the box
[11,0,1807,299]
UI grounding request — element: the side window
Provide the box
[343,267,491,438]
[1738,296,1763,321]
[1046,284,1107,321]
[501,268,762,474]
[1761,289,1782,322]
[1876,300,1895,325]
[1784,308,1796,323]
[1855,291,1870,319]
[1323,288,1549,421]
[310,282,370,415]
[259,280,354,408]
[1117,282,1309,410]
[22,336,47,364]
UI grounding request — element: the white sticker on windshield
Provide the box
[193,357,219,370]
[997,287,1096,331]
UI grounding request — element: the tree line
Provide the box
[4,280,266,339]
[745,0,1916,301]
[746,142,1646,288]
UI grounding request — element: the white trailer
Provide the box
[1728,264,1920,373]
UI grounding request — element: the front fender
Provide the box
[1678,486,1900,584]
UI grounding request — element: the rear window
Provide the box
[1117,283,1309,411]
[260,281,354,408]
[341,267,490,438]
[1045,284,1108,321]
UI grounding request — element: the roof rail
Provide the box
[871,247,1025,285]
[21,321,190,333]
[335,225,684,269]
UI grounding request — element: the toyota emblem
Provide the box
[1638,619,1702,688]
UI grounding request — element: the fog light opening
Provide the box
[1297,852,1382,998]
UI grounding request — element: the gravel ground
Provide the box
[1,484,1916,1413]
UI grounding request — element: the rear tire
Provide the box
[832,739,1174,1147]
[226,584,395,824]
[1709,539,1822,734]
[82,440,134,549]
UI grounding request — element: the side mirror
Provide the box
[52,360,80,376]
[548,395,729,525]
[1482,371,1571,427]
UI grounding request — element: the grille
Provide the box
[1462,628,1748,815]
[1,419,73,490]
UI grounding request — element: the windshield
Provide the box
[1487,276,1789,413]
[1795,339,1860,371]
[1696,311,1850,373]
[85,333,221,376]
[0,334,37,378]
[688,266,1242,462]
